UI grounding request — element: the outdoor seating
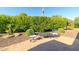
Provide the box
[38,32,60,38]
[51,32,60,38]
[29,35,43,42]
[38,32,50,38]
[28,29,60,42]
[29,35,36,42]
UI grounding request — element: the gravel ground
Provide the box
[0,29,79,51]
[28,29,79,51]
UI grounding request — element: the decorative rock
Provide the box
[2,35,14,39]
[14,33,22,37]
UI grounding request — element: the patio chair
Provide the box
[29,34,43,42]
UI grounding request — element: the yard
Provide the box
[0,28,79,51]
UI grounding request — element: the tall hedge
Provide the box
[0,13,70,33]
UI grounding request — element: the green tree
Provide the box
[51,15,68,29]
[14,13,30,32]
[74,17,79,28]
[0,15,10,33]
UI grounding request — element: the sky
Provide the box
[0,7,79,20]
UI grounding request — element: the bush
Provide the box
[25,29,34,36]
[58,28,65,33]
[67,25,74,30]
[0,14,70,33]
[5,24,13,35]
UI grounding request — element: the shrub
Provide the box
[5,24,13,35]
[67,26,73,30]
[25,29,34,36]
[58,28,65,33]
[0,14,71,33]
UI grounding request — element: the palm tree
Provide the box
[42,7,44,16]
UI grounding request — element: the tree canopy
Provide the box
[74,17,79,28]
[0,13,75,33]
